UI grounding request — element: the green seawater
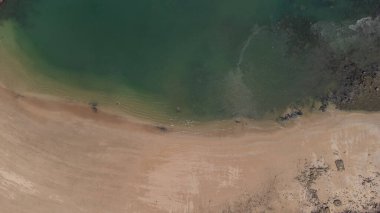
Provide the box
[2,0,380,120]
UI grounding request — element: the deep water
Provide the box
[2,0,380,120]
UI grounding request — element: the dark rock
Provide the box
[361,177,374,186]
[335,159,345,171]
[89,102,98,113]
[234,118,241,123]
[321,206,330,213]
[279,109,303,121]
[308,189,320,205]
[333,199,342,206]
[319,101,329,112]
[155,126,168,132]
[312,205,330,213]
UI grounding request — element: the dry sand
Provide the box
[0,86,379,213]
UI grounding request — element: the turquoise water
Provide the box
[2,0,380,120]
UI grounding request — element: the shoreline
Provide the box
[0,75,379,136]
[0,81,355,136]
[0,84,288,136]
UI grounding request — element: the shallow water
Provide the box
[1,0,380,120]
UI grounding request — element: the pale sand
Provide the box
[0,86,379,213]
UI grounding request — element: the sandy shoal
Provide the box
[0,85,379,213]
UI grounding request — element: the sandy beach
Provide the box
[0,85,379,213]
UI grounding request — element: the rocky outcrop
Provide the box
[278,108,303,121]
[324,60,380,111]
[312,15,380,112]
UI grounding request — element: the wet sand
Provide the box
[0,85,379,213]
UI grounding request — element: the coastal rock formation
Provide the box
[310,15,380,112]
[331,61,380,110]
[278,108,303,121]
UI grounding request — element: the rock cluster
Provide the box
[278,108,303,121]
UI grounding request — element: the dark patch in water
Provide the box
[0,0,37,24]
[277,14,320,53]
